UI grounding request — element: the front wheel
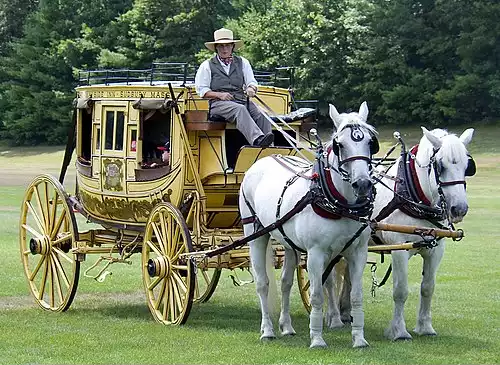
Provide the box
[142,203,195,325]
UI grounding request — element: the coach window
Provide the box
[104,109,125,151]
[75,97,93,162]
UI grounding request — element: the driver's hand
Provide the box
[218,92,233,101]
[246,86,257,97]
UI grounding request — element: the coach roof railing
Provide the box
[77,62,295,88]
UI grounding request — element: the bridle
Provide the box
[413,146,476,227]
[329,124,379,183]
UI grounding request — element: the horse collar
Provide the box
[408,145,432,206]
[310,153,373,221]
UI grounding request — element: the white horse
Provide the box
[239,102,378,348]
[332,126,475,340]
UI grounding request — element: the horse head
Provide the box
[418,127,475,223]
[328,101,379,200]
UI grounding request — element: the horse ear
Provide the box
[329,104,342,129]
[421,126,442,149]
[358,101,369,122]
[459,128,474,146]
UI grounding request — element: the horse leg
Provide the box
[307,248,327,348]
[346,249,369,348]
[338,260,352,324]
[324,263,344,329]
[414,244,444,336]
[249,235,276,340]
[385,250,412,340]
[279,248,297,336]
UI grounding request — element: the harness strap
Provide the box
[270,154,315,180]
[276,175,307,253]
[205,191,315,258]
[240,189,262,230]
[321,222,369,284]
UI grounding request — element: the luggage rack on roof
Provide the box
[78,62,296,88]
[78,62,193,86]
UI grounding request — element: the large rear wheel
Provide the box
[142,203,195,325]
[19,174,79,312]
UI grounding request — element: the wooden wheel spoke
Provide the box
[52,232,72,245]
[47,255,55,307]
[162,284,169,319]
[50,209,67,239]
[29,255,46,281]
[33,185,48,232]
[201,269,210,284]
[151,222,165,253]
[169,280,176,321]
[159,211,168,253]
[166,214,174,255]
[154,279,167,310]
[22,223,44,241]
[43,182,51,232]
[51,252,70,289]
[170,238,185,262]
[171,271,188,294]
[171,263,188,271]
[50,256,64,304]
[26,201,46,234]
[51,247,74,264]
[146,240,163,257]
[171,278,183,313]
[148,275,163,291]
[49,189,58,234]
[38,257,49,300]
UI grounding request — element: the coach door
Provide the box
[94,102,129,193]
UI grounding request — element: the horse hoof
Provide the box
[260,335,276,342]
[414,324,437,336]
[310,338,327,348]
[414,328,437,336]
[326,319,344,330]
[279,323,296,336]
[353,338,370,348]
[385,327,412,341]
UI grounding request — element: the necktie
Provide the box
[220,56,233,65]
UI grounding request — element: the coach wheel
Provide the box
[194,268,222,303]
[20,174,80,312]
[142,203,195,325]
[296,263,312,313]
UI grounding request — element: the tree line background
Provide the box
[0,0,498,145]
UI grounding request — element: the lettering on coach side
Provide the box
[85,90,169,99]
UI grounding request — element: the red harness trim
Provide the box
[312,148,347,220]
[407,145,432,206]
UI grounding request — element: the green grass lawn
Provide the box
[0,125,499,364]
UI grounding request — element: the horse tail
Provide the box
[266,242,279,317]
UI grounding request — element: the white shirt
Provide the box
[194,55,259,97]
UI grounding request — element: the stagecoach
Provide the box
[19,62,468,335]
[19,62,320,324]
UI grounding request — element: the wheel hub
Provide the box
[29,236,50,255]
[147,256,171,279]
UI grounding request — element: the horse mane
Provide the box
[418,128,468,166]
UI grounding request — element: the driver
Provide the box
[194,28,274,147]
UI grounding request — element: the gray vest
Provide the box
[209,55,246,103]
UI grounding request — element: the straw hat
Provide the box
[204,28,243,52]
